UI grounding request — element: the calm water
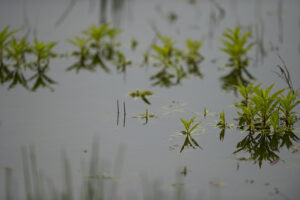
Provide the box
[1,0,300,199]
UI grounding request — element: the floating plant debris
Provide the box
[129,89,153,105]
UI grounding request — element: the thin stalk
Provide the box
[123,101,126,127]
[117,99,120,126]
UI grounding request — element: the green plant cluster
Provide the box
[179,116,202,152]
[220,27,255,94]
[67,24,131,74]
[150,35,204,87]
[129,89,153,105]
[0,26,57,91]
[233,82,300,167]
[216,110,232,141]
[221,27,254,69]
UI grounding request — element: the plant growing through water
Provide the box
[129,89,153,105]
[67,24,131,74]
[278,90,300,127]
[133,109,158,125]
[232,82,300,167]
[149,35,203,87]
[216,110,233,141]
[184,39,204,78]
[130,37,138,51]
[5,37,30,89]
[66,36,91,72]
[0,26,58,91]
[219,27,255,94]
[28,38,57,91]
[0,26,18,83]
[221,27,255,69]
[179,117,202,152]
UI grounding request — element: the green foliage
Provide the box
[0,26,18,83]
[149,35,204,87]
[232,83,300,167]
[278,90,300,127]
[66,36,91,72]
[5,37,30,89]
[179,117,202,152]
[216,111,232,141]
[0,26,57,91]
[129,89,153,105]
[184,39,204,78]
[221,27,255,69]
[67,24,131,74]
[130,37,138,51]
[133,109,158,125]
[28,38,57,91]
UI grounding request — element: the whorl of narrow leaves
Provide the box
[179,116,202,152]
[233,82,300,167]
[221,27,255,69]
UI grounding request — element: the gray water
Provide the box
[1,0,300,199]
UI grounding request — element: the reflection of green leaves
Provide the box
[220,68,255,95]
[129,89,153,105]
[179,117,202,152]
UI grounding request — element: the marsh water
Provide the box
[1,0,300,199]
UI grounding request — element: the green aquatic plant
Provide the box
[179,117,202,152]
[67,24,131,74]
[115,50,132,73]
[0,26,17,83]
[278,90,300,127]
[217,110,226,128]
[5,37,30,89]
[129,89,153,105]
[0,26,58,91]
[150,35,181,87]
[232,83,300,167]
[83,24,121,72]
[203,108,208,119]
[184,39,204,78]
[250,84,284,130]
[130,37,138,51]
[216,111,233,141]
[28,38,57,91]
[221,27,255,69]
[219,27,255,94]
[149,35,204,87]
[133,109,158,125]
[66,36,91,72]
